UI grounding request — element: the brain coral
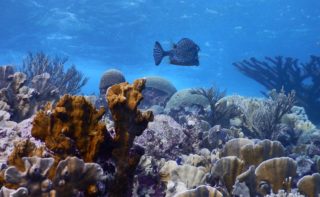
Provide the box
[140,76,177,108]
[144,76,177,96]
[99,69,125,95]
[165,89,209,113]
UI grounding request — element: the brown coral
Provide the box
[240,139,285,167]
[220,138,253,158]
[255,157,296,195]
[106,79,154,197]
[31,95,106,162]
[297,173,320,197]
[210,156,244,193]
[7,140,44,172]
[107,79,153,196]
[53,156,106,197]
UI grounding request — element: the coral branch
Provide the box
[106,79,154,197]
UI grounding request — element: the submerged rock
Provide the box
[135,114,189,160]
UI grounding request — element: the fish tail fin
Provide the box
[153,41,166,66]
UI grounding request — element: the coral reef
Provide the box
[233,55,320,123]
[1,70,319,197]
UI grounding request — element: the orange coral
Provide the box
[106,79,154,197]
[7,140,44,172]
[31,95,106,162]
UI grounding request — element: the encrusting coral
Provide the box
[106,78,154,197]
[31,94,106,162]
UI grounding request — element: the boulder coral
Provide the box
[99,69,125,96]
[140,76,177,108]
[164,89,209,113]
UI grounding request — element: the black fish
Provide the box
[153,38,200,66]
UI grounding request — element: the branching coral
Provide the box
[233,55,320,123]
[0,65,60,122]
[106,79,154,197]
[31,95,106,162]
[21,52,88,95]
[190,86,237,126]
[237,89,295,139]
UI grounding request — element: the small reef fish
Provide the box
[153,38,200,66]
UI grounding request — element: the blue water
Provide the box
[1,0,319,96]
